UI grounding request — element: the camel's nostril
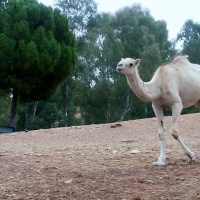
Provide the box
[116,67,122,72]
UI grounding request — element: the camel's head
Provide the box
[116,58,140,75]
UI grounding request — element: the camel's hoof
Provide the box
[187,152,196,163]
[153,161,165,166]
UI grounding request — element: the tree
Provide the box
[177,20,200,63]
[0,0,8,9]
[51,0,97,126]
[75,4,174,124]
[0,0,76,127]
[177,20,200,46]
[16,96,63,131]
[176,19,200,115]
[0,91,11,125]
[56,0,97,35]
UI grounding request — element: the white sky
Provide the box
[39,0,200,40]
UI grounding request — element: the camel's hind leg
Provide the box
[171,102,195,163]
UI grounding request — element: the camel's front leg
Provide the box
[171,103,196,162]
[152,103,166,165]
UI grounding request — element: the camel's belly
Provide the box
[154,86,200,109]
[178,78,200,108]
[181,95,200,108]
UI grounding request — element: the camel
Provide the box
[116,55,200,165]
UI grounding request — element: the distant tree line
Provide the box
[0,0,199,131]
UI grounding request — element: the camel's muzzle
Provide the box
[116,66,123,72]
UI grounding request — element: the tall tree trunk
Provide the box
[9,90,18,127]
[120,93,130,121]
[62,81,68,126]
[62,79,73,127]
[31,101,38,128]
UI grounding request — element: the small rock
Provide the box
[164,175,169,178]
[64,179,73,184]
[112,150,117,154]
[130,149,140,154]
[115,123,122,127]
[134,197,142,200]
[146,179,154,184]
[137,179,144,183]
[197,193,200,199]
[110,123,122,128]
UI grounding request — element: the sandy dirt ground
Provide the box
[0,113,200,200]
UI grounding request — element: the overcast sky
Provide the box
[39,0,200,40]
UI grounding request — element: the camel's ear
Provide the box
[135,59,140,66]
[121,58,124,61]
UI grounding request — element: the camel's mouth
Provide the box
[116,65,123,72]
[116,68,122,72]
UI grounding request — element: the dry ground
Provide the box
[0,113,200,200]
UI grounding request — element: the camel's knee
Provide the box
[170,128,179,140]
[172,133,179,140]
[158,126,165,141]
[159,133,165,141]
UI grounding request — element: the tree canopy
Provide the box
[74,5,174,124]
[0,0,76,127]
[56,0,97,35]
[178,20,200,63]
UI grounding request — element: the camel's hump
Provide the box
[172,55,189,63]
[160,55,189,68]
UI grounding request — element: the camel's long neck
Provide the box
[126,67,154,102]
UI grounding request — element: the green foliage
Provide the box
[0,0,76,100]
[182,39,200,64]
[177,20,200,64]
[56,0,97,35]
[4,1,193,130]
[16,0,96,130]
[0,0,8,9]
[75,4,173,124]
[177,20,200,62]
[176,19,200,114]
[0,0,76,127]
[16,81,80,130]
[15,2,200,130]
[0,34,15,87]
[140,43,162,81]
[177,20,200,46]
[16,100,63,131]
[0,91,11,125]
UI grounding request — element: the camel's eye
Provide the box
[129,63,133,67]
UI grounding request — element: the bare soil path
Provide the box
[0,113,200,200]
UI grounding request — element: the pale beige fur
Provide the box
[117,55,199,165]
